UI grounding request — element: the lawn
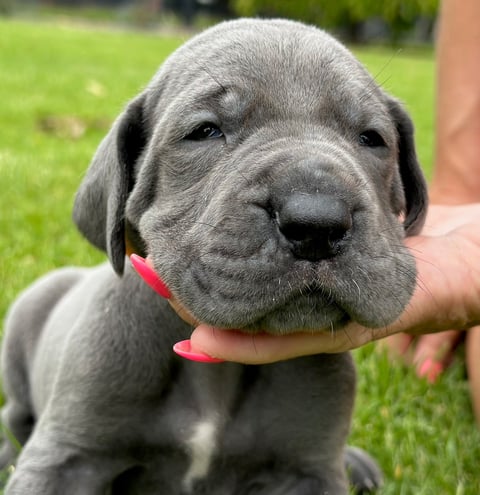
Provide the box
[1,18,479,494]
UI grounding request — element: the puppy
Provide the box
[0,19,427,494]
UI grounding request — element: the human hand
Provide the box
[382,204,480,382]
[189,204,480,364]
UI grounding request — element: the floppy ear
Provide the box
[387,99,428,236]
[73,95,148,275]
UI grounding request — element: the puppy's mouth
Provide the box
[130,254,351,334]
[130,255,358,363]
[238,278,353,334]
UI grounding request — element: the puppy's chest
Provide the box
[180,414,221,492]
[135,355,353,494]
[164,363,323,493]
[163,363,252,492]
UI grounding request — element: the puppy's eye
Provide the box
[359,130,386,148]
[185,123,224,141]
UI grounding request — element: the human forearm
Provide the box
[431,0,480,202]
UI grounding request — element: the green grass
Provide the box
[0,19,184,313]
[1,18,479,494]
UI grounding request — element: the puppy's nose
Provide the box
[276,193,352,261]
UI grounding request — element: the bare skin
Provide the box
[382,0,480,424]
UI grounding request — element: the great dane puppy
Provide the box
[0,19,427,494]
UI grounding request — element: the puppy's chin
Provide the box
[242,299,351,335]
[244,315,352,336]
[168,290,351,335]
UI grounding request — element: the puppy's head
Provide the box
[74,19,427,334]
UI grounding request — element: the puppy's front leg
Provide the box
[5,428,128,495]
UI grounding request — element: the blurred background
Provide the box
[1,0,439,44]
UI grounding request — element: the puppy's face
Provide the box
[74,19,427,334]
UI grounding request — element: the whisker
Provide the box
[191,59,228,94]
[371,48,401,89]
[193,221,219,230]
[355,48,399,109]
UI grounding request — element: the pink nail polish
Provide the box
[418,358,432,378]
[418,358,443,383]
[130,254,171,299]
[173,340,225,363]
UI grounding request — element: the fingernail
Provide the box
[130,254,171,299]
[418,358,444,383]
[173,340,225,363]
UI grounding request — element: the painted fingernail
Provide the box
[418,358,444,384]
[173,340,225,363]
[130,254,171,299]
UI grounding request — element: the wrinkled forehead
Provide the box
[154,21,374,96]
[146,20,389,130]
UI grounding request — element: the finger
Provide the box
[189,325,366,364]
[413,330,463,382]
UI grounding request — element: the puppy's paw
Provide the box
[344,446,383,494]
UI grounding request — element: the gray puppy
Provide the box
[0,19,427,494]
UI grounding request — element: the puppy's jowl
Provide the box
[1,19,427,494]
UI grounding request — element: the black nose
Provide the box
[276,193,352,261]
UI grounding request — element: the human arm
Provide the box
[430,0,480,202]
[384,0,480,380]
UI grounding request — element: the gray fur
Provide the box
[1,19,427,494]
